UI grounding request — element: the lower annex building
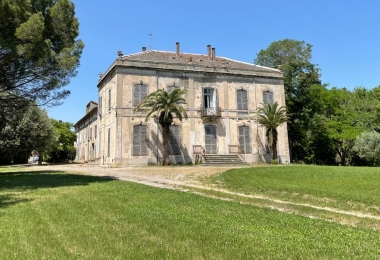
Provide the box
[74,43,290,165]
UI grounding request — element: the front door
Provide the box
[205,125,217,154]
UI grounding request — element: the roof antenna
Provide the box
[148,32,152,50]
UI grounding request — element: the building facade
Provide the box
[74,43,290,165]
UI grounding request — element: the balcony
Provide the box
[200,106,222,118]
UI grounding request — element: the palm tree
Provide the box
[134,88,188,165]
[256,102,290,161]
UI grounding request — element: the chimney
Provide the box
[212,48,216,60]
[142,47,146,52]
[176,42,180,56]
[207,45,211,60]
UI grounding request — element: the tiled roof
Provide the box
[119,50,280,74]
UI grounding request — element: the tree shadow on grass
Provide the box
[0,170,116,209]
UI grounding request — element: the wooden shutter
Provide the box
[133,125,147,156]
[98,131,102,157]
[268,92,273,104]
[205,125,217,154]
[107,128,110,157]
[263,91,273,105]
[169,125,181,155]
[237,89,248,110]
[108,89,111,110]
[99,97,102,116]
[239,126,251,154]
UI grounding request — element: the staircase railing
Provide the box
[228,145,245,161]
[193,145,205,164]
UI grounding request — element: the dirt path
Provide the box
[20,163,380,229]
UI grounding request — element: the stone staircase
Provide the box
[202,154,248,166]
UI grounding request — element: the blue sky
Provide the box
[47,0,380,124]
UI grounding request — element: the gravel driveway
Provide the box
[23,163,247,189]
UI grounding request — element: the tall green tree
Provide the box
[255,39,321,163]
[0,0,84,108]
[256,102,290,160]
[134,89,188,166]
[353,131,380,166]
[0,103,56,164]
[47,119,76,162]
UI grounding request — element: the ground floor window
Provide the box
[169,125,181,155]
[238,126,251,154]
[133,125,148,156]
[205,125,217,154]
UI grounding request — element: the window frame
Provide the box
[263,91,274,105]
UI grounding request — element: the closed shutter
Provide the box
[169,125,181,155]
[237,89,248,110]
[99,97,102,116]
[239,126,251,154]
[133,125,148,156]
[263,91,273,105]
[205,125,217,154]
[133,84,148,106]
[108,89,111,110]
[107,128,110,157]
[99,131,102,157]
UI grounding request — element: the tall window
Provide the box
[238,126,251,154]
[203,88,217,108]
[263,91,273,105]
[99,96,102,117]
[107,128,110,157]
[169,125,181,155]
[94,125,97,138]
[205,125,217,154]
[99,131,102,157]
[236,89,248,110]
[133,125,148,156]
[133,83,148,106]
[108,89,111,110]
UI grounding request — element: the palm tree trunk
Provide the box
[162,124,170,165]
[271,130,278,160]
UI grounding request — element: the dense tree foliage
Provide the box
[255,39,380,166]
[255,39,321,163]
[0,103,56,164]
[46,119,76,162]
[0,0,84,108]
[134,89,188,165]
[353,131,380,166]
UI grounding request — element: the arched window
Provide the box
[133,83,148,106]
[236,89,248,110]
[263,91,273,105]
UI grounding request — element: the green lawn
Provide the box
[1,167,380,259]
[210,165,380,214]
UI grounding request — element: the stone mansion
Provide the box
[74,43,290,165]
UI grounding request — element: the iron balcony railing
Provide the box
[200,106,222,117]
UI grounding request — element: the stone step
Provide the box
[203,154,248,165]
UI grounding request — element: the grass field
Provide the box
[1,166,380,259]
[210,165,380,213]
